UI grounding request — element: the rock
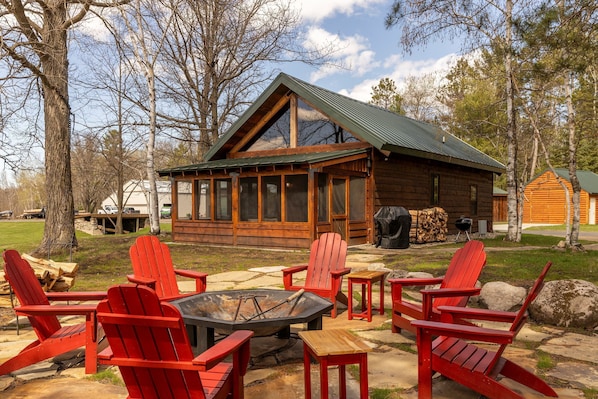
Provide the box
[479,281,526,311]
[529,279,598,329]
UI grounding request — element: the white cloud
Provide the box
[339,52,461,102]
[291,0,387,23]
[303,27,380,82]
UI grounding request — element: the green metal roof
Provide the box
[203,73,505,174]
[159,148,368,175]
[551,169,598,194]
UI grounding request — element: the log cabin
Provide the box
[158,73,505,249]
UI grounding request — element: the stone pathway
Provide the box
[1,252,597,398]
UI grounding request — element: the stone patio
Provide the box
[1,252,596,398]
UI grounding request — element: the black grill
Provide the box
[455,217,472,241]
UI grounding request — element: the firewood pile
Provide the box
[409,207,449,243]
[0,254,79,295]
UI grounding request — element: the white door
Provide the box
[590,197,596,225]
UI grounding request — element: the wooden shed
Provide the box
[523,169,598,225]
[159,73,505,249]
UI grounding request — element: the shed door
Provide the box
[590,197,596,225]
[332,177,347,240]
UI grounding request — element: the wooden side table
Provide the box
[347,270,388,322]
[298,329,371,399]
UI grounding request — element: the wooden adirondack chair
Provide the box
[389,239,486,334]
[97,284,254,399]
[1,249,105,375]
[128,235,208,300]
[412,261,557,399]
[282,232,351,318]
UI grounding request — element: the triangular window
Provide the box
[243,96,359,152]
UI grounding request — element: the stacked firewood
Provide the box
[0,254,79,294]
[409,207,449,243]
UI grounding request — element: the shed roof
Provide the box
[161,73,505,175]
[550,169,598,194]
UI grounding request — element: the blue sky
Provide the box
[285,0,463,101]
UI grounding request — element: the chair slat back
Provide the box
[97,284,204,399]
[304,233,347,289]
[436,240,486,308]
[129,236,180,298]
[489,261,553,372]
[3,249,61,339]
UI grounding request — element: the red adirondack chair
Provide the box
[97,284,254,399]
[389,239,486,334]
[282,232,351,318]
[412,261,556,399]
[1,249,105,375]
[128,235,208,300]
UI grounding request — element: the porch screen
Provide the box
[176,180,192,220]
[194,180,211,219]
[262,176,281,221]
[285,175,308,222]
[240,177,258,221]
[215,179,232,220]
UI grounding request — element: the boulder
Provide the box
[529,279,598,329]
[479,281,527,311]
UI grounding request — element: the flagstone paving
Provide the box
[0,251,597,398]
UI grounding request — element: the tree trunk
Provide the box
[35,3,77,256]
[504,0,520,242]
[565,71,581,245]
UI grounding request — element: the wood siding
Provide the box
[523,171,591,224]
[371,153,495,234]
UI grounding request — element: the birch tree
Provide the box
[385,0,523,241]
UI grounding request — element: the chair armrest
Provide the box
[282,264,308,289]
[193,330,254,372]
[45,291,107,302]
[174,269,208,293]
[127,274,157,290]
[388,277,444,287]
[420,288,481,320]
[411,320,515,344]
[15,304,97,317]
[436,305,519,324]
[389,277,444,302]
[330,268,351,278]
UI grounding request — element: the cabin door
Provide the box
[331,177,348,241]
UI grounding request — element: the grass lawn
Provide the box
[1,220,596,291]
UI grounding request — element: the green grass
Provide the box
[1,221,597,290]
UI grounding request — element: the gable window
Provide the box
[470,184,478,216]
[245,105,290,151]
[215,179,232,220]
[431,174,440,206]
[194,180,211,219]
[297,99,359,146]
[239,177,258,221]
[285,174,308,222]
[262,176,281,221]
[176,180,192,220]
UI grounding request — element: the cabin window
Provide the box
[194,180,211,219]
[176,180,192,220]
[431,174,440,205]
[245,105,291,151]
[215,179,232,220]
[239,177,258,221]
[470,184,478,216]
[285,174,308,222]
[317,173,329,222]
[262,176,281,221]
[349,176,365,220]
[297,99,359,145]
